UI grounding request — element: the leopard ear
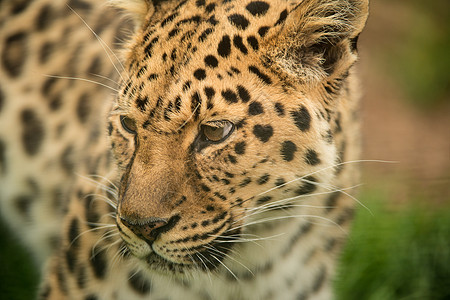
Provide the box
[264,0,369,85]
[108,0,154,27]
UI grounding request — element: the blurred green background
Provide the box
[1,0,449,299]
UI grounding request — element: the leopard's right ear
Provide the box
[108,0,154,28]
[262,0,369,86]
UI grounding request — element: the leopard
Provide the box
[0,0,369,299]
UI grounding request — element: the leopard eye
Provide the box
[201,121,234,143]
[120,115,137,134]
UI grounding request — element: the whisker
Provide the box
[257,159,396,197]
[228,214,346,234]
[208,253,239,282]
[42,74,119,92]
[90,73,120,86]
[67,5,125,81]
[87,174,119,191]
[212,232,286,244]
[203,245,253,276]
[176,103,201,131]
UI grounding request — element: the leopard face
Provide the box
[108,0,368,276]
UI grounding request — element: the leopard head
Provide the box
[108,0,368,276]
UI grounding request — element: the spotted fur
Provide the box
[0,0,368,299]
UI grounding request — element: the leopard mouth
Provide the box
[140,241,238,276]
[131,227,241,276]
[116,212,241,275]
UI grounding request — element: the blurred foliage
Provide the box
[381,0,450,107]
[335,189,450,300]
[0,220,39,300]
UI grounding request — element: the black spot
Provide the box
[253,124,273,143]
[36,5,52,31]
[87,56,102,77]
[194,69,206,80]
[258,26,270,37]
[290,106,311,132]
[248,66,272,84]
[312,266,327,292]
[69,218,80,246]
[274,9,288,26]
[204,55,218,68]
[56,267,68,294]
[39,42,54,64]
[324,130,333,144]
[325,192,340,213]
[60,145,74,174]
[257,196,272,205]
[221,90,238,103]
[84,295,98,300]
[274,102,285,116]
[218,35,231,57]
[191,92,202,119]
[246,1,270,16]
[90,249,107,279]
[201,184,211,192]
[247,36,259,50]
[76,94,91,123]
[0,85,4,114]
[248,101,264,115]
[196,0,205,6]
[205,3,216,13]
[228,154,237,164]
[234,141,246,155]
[68,0,91,10]
[38,284,51,299]
[204,87,215,100]
[207,15,219,26]
[295,176,317,195]
[305,149,321,165]
[2,32,28,77]
[21,109,45,156]
[257,174,270,185]
[128,271,152,295]
[336,207,354,225]
[0,140,6,174]
[280,141,297,162]
[239,178,252,187]
[182,81,191,92]
[14,195,33,219]
[228,14,249,30]
[42,77,57,96]
[11,0,30,14]
[85,196,100,229]
[161,12,179,27]
[65,246,77,273]
[168,28,180,38]
[235,119,247,129]
[233,35,248,54]
[237,85,251,103]
[144,37,159,57]
[230,67,241,74]
[275,177,286,187]
[199,28,214,42]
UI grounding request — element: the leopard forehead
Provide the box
[116,0,296,133]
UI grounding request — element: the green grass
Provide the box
[1,190,450,299]
[335,190,450,300]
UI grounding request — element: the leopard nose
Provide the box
[120,215,180,243]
